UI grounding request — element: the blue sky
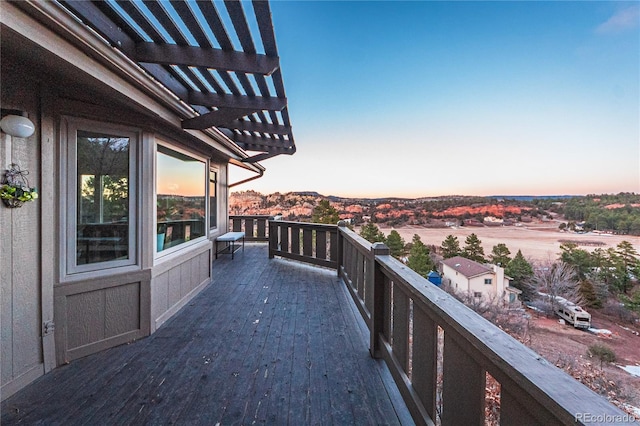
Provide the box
[230,1,640,198]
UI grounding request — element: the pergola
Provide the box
[57,0,295,164]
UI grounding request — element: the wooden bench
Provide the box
[215,231,245,259]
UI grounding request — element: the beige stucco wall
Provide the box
[0,70,45,399]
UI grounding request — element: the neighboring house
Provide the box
[1,1,294,399]
[441,256,521,304]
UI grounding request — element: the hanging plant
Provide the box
[0,164,38,208]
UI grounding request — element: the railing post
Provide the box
[369,242,390,358]
[336,220,346,276]
[268,220,276,259]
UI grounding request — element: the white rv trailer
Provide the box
[556,300,591,329]
[538,292,592,329]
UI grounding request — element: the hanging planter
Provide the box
[0,164,38,208]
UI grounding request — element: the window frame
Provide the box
[63,117,139,277]
[155,141,208,257]
[484,278,493,285]
[209,166,218,231]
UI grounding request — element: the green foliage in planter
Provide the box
[0,183,38,203]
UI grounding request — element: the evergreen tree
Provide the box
[505,250,535,300]
[616,240,640,278]
[462,233,485,263]
[579,280,602,308]
[407,234,434,278]
[559,242,593,280]
[620,289,640,313]
[359,223,385,243]
[385,230,405,258]
[489,243,511,266]
[441,235,461,259]
[311,199,340,225]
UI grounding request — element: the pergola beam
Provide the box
[189,92,286,110]
[242,148,294,163]
[182,108,257,130]
[134,42,279,75]
[231,121,291,135]
[235,135,293,150]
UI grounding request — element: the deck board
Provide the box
[1,244,413,425]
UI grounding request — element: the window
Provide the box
[66,120,137,274]
[156,145,206,252]
[474,292,483,298]
[484,278,492,285]
[209,168,218,229]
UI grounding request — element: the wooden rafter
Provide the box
[242,149,294,163]
[231,121,291,135]
[182,108,257,130]
[134,43,279,75]
[235,134,293,149]
[188,93,286,111]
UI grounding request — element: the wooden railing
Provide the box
[268,220,630,425]
[229,215,271,241]
[340,225,630,425]
[268,220,338,269]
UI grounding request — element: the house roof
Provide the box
[441,256,492,279]
[50,0,295,164]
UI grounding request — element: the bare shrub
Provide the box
[602,300,639,325]
[527,298,555,318]
[587,344,616,369]
[450,291,530,341]
[531,259,584,307]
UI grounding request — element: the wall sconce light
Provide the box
[1,109,35,138]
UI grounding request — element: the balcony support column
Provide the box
[369,242,390,358]
[336,221,347,277]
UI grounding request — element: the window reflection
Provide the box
[156,145,206,252]
[76,130,129,265]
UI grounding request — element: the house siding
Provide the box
[441,259,511,301]
[0,69,44,399]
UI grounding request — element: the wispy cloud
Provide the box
[596,6,640,35]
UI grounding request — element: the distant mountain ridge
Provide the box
[490,195,577,201]
[230,190,551,227]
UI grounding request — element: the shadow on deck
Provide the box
[1,244,412,425]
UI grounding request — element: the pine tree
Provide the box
[489,243,511,266]
[579,280,602,308]
[407,234,434,278]
[359,223,385,243]
[462,233,485,263]
[505,250,535,300]
[385,230,405,258]
[311,200,340,225]
[616,240,640,281]
[620,289,640,313]
[441,235,461,259]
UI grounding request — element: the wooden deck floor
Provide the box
[2,244,412,425]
